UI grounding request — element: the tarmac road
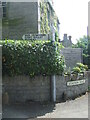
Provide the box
[3,93,88,119]
[37,93,88,118]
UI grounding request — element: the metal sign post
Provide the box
[51,28,56,102]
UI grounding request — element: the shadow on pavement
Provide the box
[2,102,55,119]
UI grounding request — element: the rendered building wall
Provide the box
[2,2,38,40]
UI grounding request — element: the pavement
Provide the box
[2,93,89,119]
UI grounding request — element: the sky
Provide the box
[53,0,89,44]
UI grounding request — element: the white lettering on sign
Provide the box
[22,34,48,40]
[67,80,86,86]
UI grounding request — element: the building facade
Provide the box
[1,0,60,40]
[60,34,73,47]
[0,1,2,40]
[88,1,90,37]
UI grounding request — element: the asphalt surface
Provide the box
[2,93,88,119]
[38,93,88,118]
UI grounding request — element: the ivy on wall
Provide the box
[40,0,59,41]
[40,0,50,34]
[54,14,59,42]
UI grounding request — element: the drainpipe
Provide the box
[51,75,56,102]
[51,29,56,102]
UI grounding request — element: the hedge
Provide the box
[0,40,65,77]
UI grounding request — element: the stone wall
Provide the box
[3,76,50,103]
[61,48,83,69]
[3,74,88,103]
[2,2,38,40]
[56,75,88,101]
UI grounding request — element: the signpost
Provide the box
[22,34,48,40]
[51,27,56,102]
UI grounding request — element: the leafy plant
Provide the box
[84,65,88,70]
[72,67,81,74]
[40,0,50,34]
[55,31,59,42]
[76,63,88,71]
[1,40,65,77]
[71,63,88,75]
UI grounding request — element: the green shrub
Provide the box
[1,40,65,77]
[84,65,88,70]
[72,67,81,74]
[76,63,88,71]
[71,63,88,74]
